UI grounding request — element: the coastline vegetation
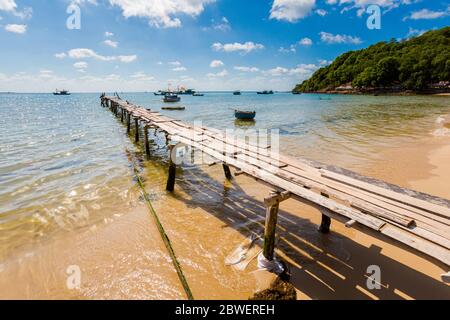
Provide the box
[294,27,450,94]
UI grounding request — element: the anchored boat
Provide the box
[53,89,70,96]
[233,91,242,95]
[234,109,256,120]
[163,93,181,103]
[257,90,274,95]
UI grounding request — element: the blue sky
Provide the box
[0,0,449,92]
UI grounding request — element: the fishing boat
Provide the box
[162,106,186,111]
[163,93,181,103]
[234,109,256,120]
[53,89,70,96]
[257,90,274,95]
[233,91,241,95]
[177,88,196,95]
[292,91,301,95]
[193,93,204,96]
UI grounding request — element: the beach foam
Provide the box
[433,115,450,137]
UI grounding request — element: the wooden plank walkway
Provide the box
[101,95,450,278]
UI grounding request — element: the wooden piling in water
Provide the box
[100,96,450,272]
[166,144,177,192]
[223,164,232,180]
[144,125,150,157]
[263,202,279,261]
[262,191,291,261]
[127,112,131,134]
[135,118,139,142]
[318,193,331,233]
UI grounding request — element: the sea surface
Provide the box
[0,92,449,299]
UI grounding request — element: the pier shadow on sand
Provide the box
[120,112,450,300]
[160,163,450,300]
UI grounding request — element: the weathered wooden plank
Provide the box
[381,227,450,266]
[321,170,450,219]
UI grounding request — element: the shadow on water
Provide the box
[170,166,450,300]
[117,106,450,300]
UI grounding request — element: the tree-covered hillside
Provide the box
[294,27,450,93]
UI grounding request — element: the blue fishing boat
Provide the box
[234,109,256,120]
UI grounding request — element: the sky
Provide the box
[0,0,449,92]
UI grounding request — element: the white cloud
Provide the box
[169,61,181,66]
[264,66,289,76]
[210,60,224,68]
[263,64,319,77]
[0,0,17,11]
[105,31,114,37]
[203,16,231,31]
[330,0,419,16]
[172,66,187,72]
[213,17,231,31]
[278,45,296,53]
[207,69,228,77]
[4,23,26,34]
[270,0,316,22]
[319,32,362,44]
[315,9,327,16]
[319,59,332,66]
[0,0,32,19]
[73,61,88,73]
[73,61,88,68]
[299,37,313,46]
[130,72,154,81]
[234,66,259,72]
[61,48,137,63]
[405,8,449,20]
[55,53,67,59]
[212,41,264,54]
[104,39,118,48]
[108,0,215,28]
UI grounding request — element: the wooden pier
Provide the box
[101,96,450,279]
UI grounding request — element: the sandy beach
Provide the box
[1,115,449,300]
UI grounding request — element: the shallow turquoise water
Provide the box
[1,92,449,259]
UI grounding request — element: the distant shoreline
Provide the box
[295,88,450,96]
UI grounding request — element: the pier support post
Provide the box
[127,112,131,134]
[144,125,150,157]
[121,108,124,122]
[258,191,290,274]
[166,144,177,192]
[223,164,232,180]
[135,118,139,142]
[318,193,331,234]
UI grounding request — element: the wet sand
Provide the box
[1,122,450,300]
